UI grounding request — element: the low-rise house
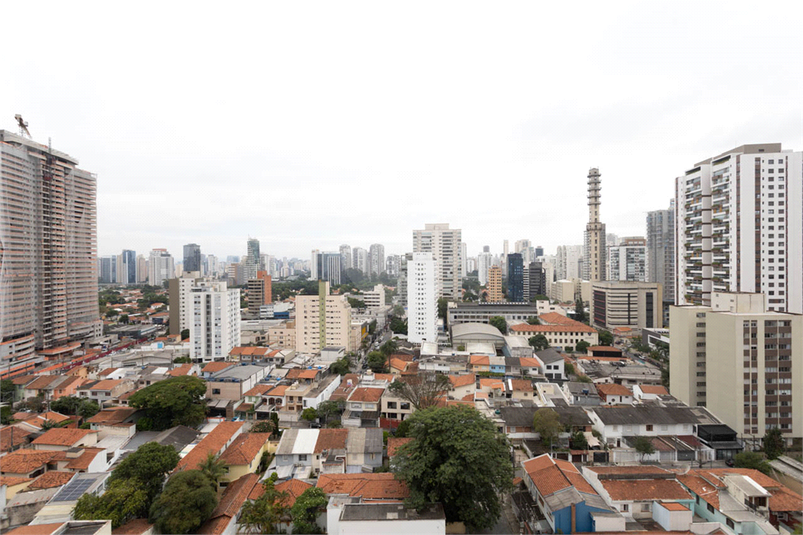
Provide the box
[535,349,565,380]
[22,375,64,401]
[274,428,319,479]
[1,450,66,479]
[78,379,135,406]
[448,374,475,400]
[50,376,86,400]
[477,378,505,399]
[380,390,413,422]
[507,378,534,400]
[317,472,408,502]
[1,426,34,453]
[201,361,235,379]
[633,384,669,401]
[521,454,616,534]
[313,428,349,475]
[345,428,383,473]
[343,387,384,427]
[563,381,601,406]
[489,356,506,374]
[587,405,719,447]
[32,428,99,451]
[335,503,446,535]
[86,407,140,440]
[174,421,244,474]
[499,407,538,442]
[468,355,490,373]
[197,473,261,535]
[503,336,533,360]
[218,433,271,485]
[302,374,342,410]
[596,383,634,405]
[206,364,269,402]
[518,356,543,376]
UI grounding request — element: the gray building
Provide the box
[183,243,201,273]
[448,302,542,327]
[646,201,675,323]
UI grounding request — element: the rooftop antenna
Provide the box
[14,114,31,138]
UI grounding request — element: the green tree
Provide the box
[489,316,507,335]
[634,436,655,459]
[394,418,412,438]
[22,395,45,413]
[180,328,190,340]
[347,297,365,309]
[108,442,180,505]
[565,362,576,376]
[762,428,785,460]
[526,316,541,325]
[575,299,586,323]
[532,409,562,448]
[734,451,772,475]
[368,320,377,335]
[0,406,11,425]
[575,340,590,353]
[1,379,15,402]
[571,430,589,450]
[366,351,387,373]
[149,470,218,534]
[173,355,192,364]
[576,374,593,383]
[437,298,449,322]
[290,487,327,534]
[388,373,451,410]
[528,334,550,351]
[250,420,275,434]
[597,329,614,346]
[129,376,207,430]
[300,407,318,422]
[239,474,289,534]
[41,419,60,430]
[379,340,398,357]
[392,405,513,532]
[316,400,344,424]
[330,357,351,376]
[73,479,149,529]
[390,316,407,335]
[327,420,342,428]
[198,452,228,489]
[661,366,670,388]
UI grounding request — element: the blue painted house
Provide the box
[522,454,618,533]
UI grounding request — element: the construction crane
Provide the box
[15,114,31,138]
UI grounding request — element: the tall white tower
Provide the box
[583,168,607,282]
[407,253,439,344]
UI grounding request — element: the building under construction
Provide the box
[0,128,101,375]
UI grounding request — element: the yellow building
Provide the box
[487,266,503,302]
[218,433,272,484]
[295,281,352,354]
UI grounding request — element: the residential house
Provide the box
[218,433,271,486]
[197,473,261,535]
[519,356,543,376]
[535,349,565,380]
[77,379,135,406]
[380,390,413,422]
[201,361,235,379]
[507,378,534,400]
[317,472,408,502]
[587,405,719,448]
[86,407,140,440]
[335,503,445,535]
[477,378,505,399]
[468,355,490,374]
[313,428,349,475]
[563,381,601,406]
[1,426,34,453]
[206,364,269,402]
[448,374,475,400]
[344,428,383,473]
[596,383,634,405]
[521,454,616,534]
[274,428,319,479]
[174,421,244,473]
[343,387,384,427]
[32,429,99,451]
[633,384,669,402]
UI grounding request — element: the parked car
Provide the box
[725,458,735,467]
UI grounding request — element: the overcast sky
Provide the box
[3,2,801,261]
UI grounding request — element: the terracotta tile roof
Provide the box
[175,421,244,472]
[509,379,533,392]
[597,383,632,397]
[6,522,66,535]
[389,358,408,372]
[90,379,123,391]
[112,518,154,535]
[769,486,803,512]
[660,502,689,511]
[274,479,313,507]
[511,324,596,333]
[387,437,413,457]
[33,411,70,424]
[587,466,671,476]
[539,313,583,326]
[586,345,623,353]
[32,428,97,447]
[285,369,303,380]
[11,375,36,385]
[298,369,319,379]
[348,387,384,403]
[639,385,669,395]
[28,471,75,489]
[317,473,409,500]
[0,450,61,474]
[98,368,118,377]
[24,375,63,390]
[243,384,273,397]
[87,407,138,425]
[218,433,270,466]
[197,473,261,535]
[1,426,33,451]
[202,362,234,374]
[0,475,32,487]
[448,374,475,388]
[600,478,692,501]
[479,378,504,389]
[373,373,395,382]
[389,353,414,362]
[314,428,348,453]
[65,448,105,470]
[677,473,720,509]
[523,454,597,497]
[267,385,288,396]
[52,376,85,392]
[168,363,193,377]
[519,357,541,367]
[469,355,490,366]
[689,468,802,512]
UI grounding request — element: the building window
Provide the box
[621,504,629,512]
[707,503,714,513]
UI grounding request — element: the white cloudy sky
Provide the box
[3,1,801,261]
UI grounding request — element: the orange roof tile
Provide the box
[511,324,596,333]
[28,471,75,489]
[639,385,669,395]
[218,433,270,466]
[243,384,273,397]
[298,369,319,379]
[373,373,395,382]
[586,345,623,353]
[317,473,409,500]
[600,479,692,501]
[175,421,244,472]
[198,473,261,535]
[539,313,583,326]
[314,428,348,453]
[112,518,154,535]
[65,448,105,470]
[267,385,288,396]
[348,387,384,403]
[202,362,234,374]
[0,475,32,487]
[523,455,597,497]
[0,450,61,474]
[6,522,66,535]
[469,355,490,366]
[519,357,541,367]
[389,358,408,371]
[1,426,33,451]
[596,383,632,397]
[98,368,118,377]
[448,374,475,388]
[274,478,314,507]
[660,502,689,511]
[90,379,124,391]
[387,437,413,457]
[168,363,193,377]
[31,428,97,447]
[509,379,533,392]
[24,375,63,390]
[479,378,504,389]
[87,407,138,425]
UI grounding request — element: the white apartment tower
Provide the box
[168,272,204,336]
[413,223,462,300]
[583,168,606,282]
[189,281,241,362]
[148,249,174,287]
[369,243,385,276]
[340,244,352,271]
[478,251,493,286]
[675,144,802,313]
[407,253,438,344]
[607,237,647,282]
[352,247,368,274]
[556,245,583,281]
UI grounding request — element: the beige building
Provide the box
[591,281,662,331]
[295,281,352,354]
[670,292,802,444]
[268,320,296,349]
[551,278,592,304]
[487,265,503,302]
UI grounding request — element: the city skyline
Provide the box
[2,3,799,259]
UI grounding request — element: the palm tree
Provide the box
[198,452,228,489]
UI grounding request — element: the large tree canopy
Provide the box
[128,375,207,430]
[149,470,218,534]
[392,405,513,531]
[388,373,451,410]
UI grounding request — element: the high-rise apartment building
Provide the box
[647,202,675,308]
[507,253,524,302]
[295,281,352,353]
[515,239,532,264]
[168,271,204,336]
[487,265,503,302]
[136,254,148,283]
[460,243,468,278]
[675,144,802,313]
[189,281,241,362]
[340,244,352,271]
[535,246,544,258]
[607,237,647,282]
[148,249,174,287]
[385,255,401,277]
[0,130,101,365]
[591,281,662,331]
[583,168,606,282]
[118,250,136,285]
[312,251,341,285]
[183,243,201,273]
[369,243,385,277]
[670,292,801,443]
[528,262,546,299]
[407,253,438,344]
[352,247,368,274]
[99,256,117,284]
[413,223,462,300]
[397,253,414,307]
[502,240,509,277]
[478,250,493,286]
[247,270,272,316]
[244,238,260,281]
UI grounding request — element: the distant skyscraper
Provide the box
[183,243,201,273]
[502,240,509,277]
[507,253,524,302]
[340,244,352,271]
[556,245,583,281]
[386,255,401,277]
[99,256,117,284]
[352,247,368,274]
[647,201,675,306]
[487,265,503,302]
[148,249,174,287]
[244,238,260,281]
[313,251,341,285]
[515,239,532,264]
[535,246,544,258]
[397,253,414,307]
[413,223,462,300]
[583,168,606,282]
[608,237,647,282]
[675,143,803,313]
[407,253,438,344]
[478,251,493,285]
[120,250,136,284]
[136,254,148,283]
[247,271,272,316]
[460,243,468,278]
[369,244,385,276]
[528,261,546,299]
